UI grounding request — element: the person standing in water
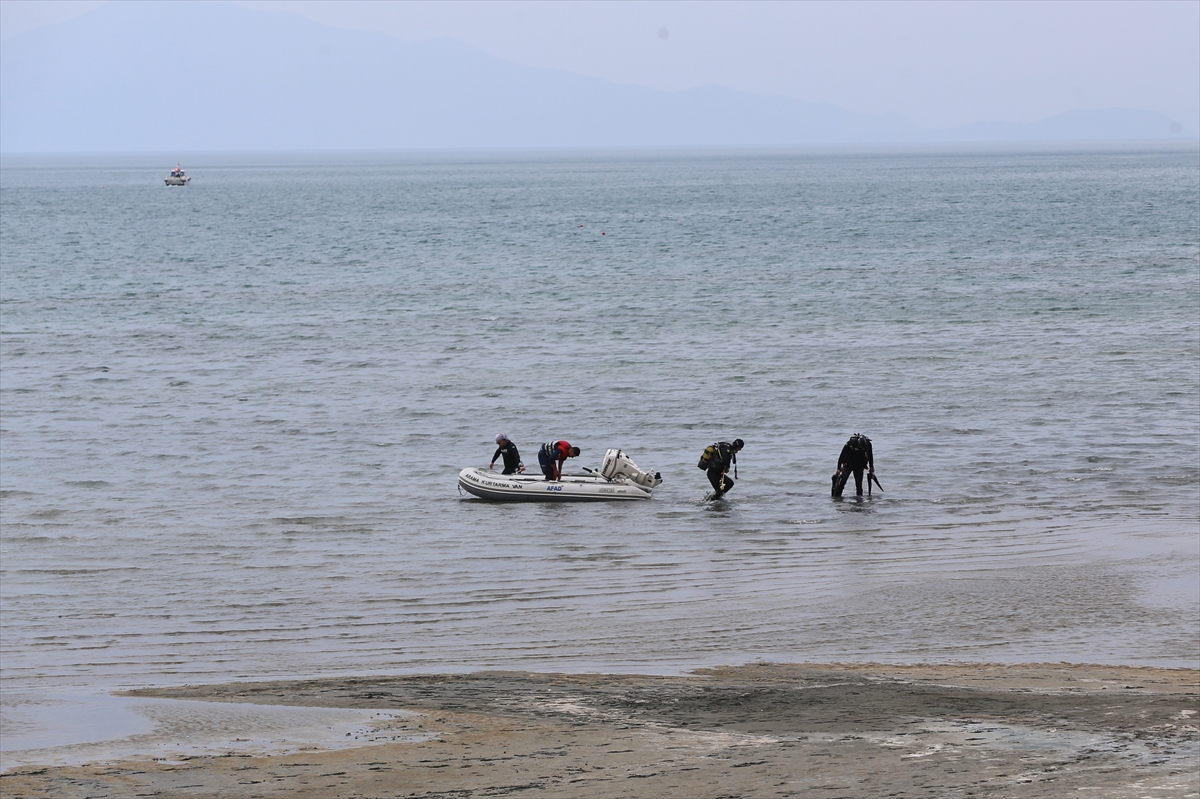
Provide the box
[488,434,524,475]
[538,440,580,481]
[699,438,743,498]
[832,433,874,497]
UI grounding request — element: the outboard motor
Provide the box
[599,449,663,488]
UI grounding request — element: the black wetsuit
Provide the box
[491,442,523,475]
[833,435,874,497]
[705,442,739,495]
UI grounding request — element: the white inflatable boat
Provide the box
[458,448,662,502]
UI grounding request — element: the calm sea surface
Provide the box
[2,146,1198,758]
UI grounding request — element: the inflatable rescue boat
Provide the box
[458,448,662,502]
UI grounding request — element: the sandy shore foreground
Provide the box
[3,663,1197,798]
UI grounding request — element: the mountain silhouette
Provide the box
[1,1,1189,153]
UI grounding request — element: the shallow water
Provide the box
[1,145,1197,759]
[0,691,412,771]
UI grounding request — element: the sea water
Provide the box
[2,146,1198,761]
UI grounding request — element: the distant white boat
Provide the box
[165,164,190,186]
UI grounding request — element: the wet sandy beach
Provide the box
[2,662,1197,798]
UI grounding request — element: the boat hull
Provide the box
[457,467,652,502]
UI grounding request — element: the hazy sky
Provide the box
[3,0,1197,130]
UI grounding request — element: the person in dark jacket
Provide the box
[832,433,874,497]
[488,433,524,475]
[538,440,580,481]
[701,438,743,497]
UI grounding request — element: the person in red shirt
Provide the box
[538,440,580,481]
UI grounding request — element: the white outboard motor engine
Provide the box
[599,448,663,488]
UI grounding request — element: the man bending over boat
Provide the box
[489,433,524,475]
[539,440,580,481]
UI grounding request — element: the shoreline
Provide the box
[3,662,1198,798]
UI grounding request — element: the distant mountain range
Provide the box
[1,1,1191,153]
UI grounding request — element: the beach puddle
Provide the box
[1,693,423,771]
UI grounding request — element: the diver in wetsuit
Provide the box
[701,439,744,498]
[832,433,874,497]
[489,434,524,475]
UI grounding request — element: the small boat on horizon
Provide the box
[165,164,190,186]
